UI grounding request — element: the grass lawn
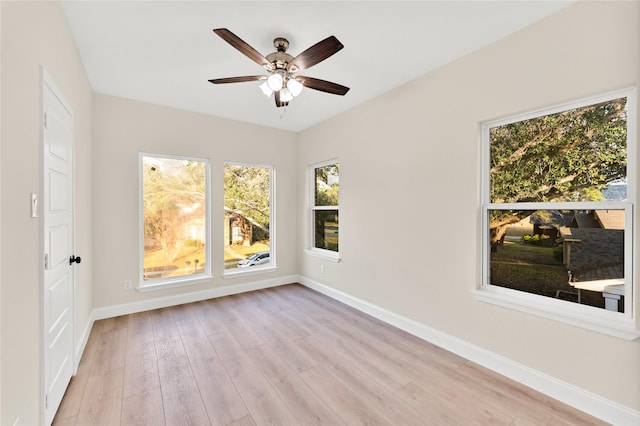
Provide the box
[224,241,270,261]
[144,241,272,276]
[144,245,206,278]
[490,241,571,299]
[490,240,605,308]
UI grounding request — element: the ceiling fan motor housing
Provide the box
[266,38,294,71]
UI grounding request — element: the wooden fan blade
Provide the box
[274,91,289,108]
[296,76,350,96]
[213,28,273,71]
[208,76,266,84]
[287,36,344,72]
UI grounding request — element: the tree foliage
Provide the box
[224,164,271,235]
[489,97,627,242]
[143,157,206,266]
[315,163,339,206]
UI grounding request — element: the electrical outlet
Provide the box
[123,280,132,290]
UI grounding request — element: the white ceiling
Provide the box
[61,1,572,132]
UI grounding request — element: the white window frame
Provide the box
[138,152,211,291]
[222,162,276,278]
[306,159,340,262]
[476,88,639,340]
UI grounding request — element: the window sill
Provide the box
[222,265,278,279]
[473,286,639,340]
[137,274,212,293]
[304,249,341,263]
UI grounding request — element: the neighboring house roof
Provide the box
[594,209,625,230]
[559,227,624,282]
[224,207,268,233]
[531,209,625,231]
[529,211,574,228]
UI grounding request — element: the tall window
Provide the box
[480,89,636,336]
[224,163,273,272]
[312,161,339,254]
[140,153,210,288]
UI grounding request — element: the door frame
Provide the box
[40,65,76,426]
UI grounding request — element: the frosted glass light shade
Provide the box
[267,73,284,91]
[280,87,293,102]
[259,81,273,97]
[287,78,303,97]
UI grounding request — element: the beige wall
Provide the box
[297,1,640,411]
[91,94,298,308]
[1,0,639,422]
[0,1,94,424]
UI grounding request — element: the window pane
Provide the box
[142,156,207,280]
[489,97,627,203]
[315,164,339,206]
[488,209,625,312]
[314,210,339,251]
[224,164,271,270]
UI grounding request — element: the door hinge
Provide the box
[44,112,47,129]
[44,254,49,270]
[45,393,48,409]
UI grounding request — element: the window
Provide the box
[479,89,638,338]
[310,161,339,258]
[139,153,210,290]
[224,163,273,274]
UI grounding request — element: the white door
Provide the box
[42,70,75,426]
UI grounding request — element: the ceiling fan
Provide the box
[209,28,350,108]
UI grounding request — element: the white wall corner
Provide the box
[296,275,640,426]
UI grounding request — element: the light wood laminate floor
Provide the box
[53,283,607,425]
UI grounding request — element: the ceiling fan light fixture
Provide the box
[280,87,294,102]
[267,73,284,91]
[259,81,273,97]
[287,78,303,97]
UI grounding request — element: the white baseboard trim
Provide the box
[93,275,297,321]
[297,275,640,426]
